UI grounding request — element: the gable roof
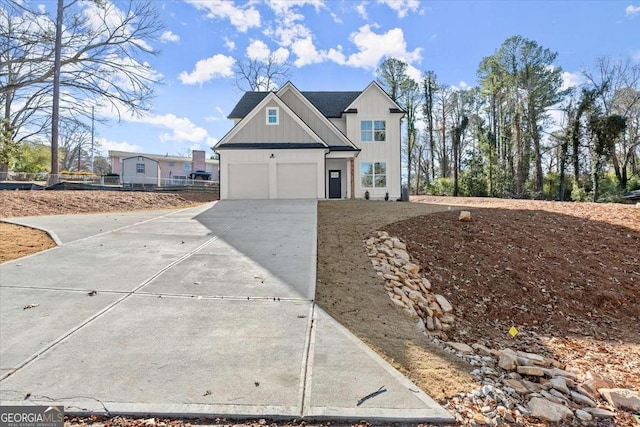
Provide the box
[215,91,328,150]
[346,81,405,114]
[227,89,361,119]
[277,82,359,151]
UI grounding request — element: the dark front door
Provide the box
[328,170,342,199]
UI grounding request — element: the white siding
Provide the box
[329,118,347,134]
[219,149,326,199]
[346,86,401,200]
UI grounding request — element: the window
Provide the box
[183,162,192,172]
[360,120,386,142]
[361,162,386,188]
[168,161,175,167]
[136,163,145,174]
[266,107,279,125]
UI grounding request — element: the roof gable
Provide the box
[277,82,359,150]
[215,92,327,149]
[346,81,405,113]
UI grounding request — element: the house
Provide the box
[109,149,219,185]
[121,155,160,186]
[214,81,404,200]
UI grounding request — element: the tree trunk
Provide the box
[49,0,64,185]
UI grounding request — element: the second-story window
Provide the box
[266,107,279,125]
[361,120,386,141]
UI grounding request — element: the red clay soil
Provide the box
[384,202,640,390]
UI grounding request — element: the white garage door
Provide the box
[276,163,317,199]
[228,163,269,199]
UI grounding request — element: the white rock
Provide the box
[582,407,616,419]
[426,316,434,330]
[575,409,592,422]
[549,377,570,395]
[569,390,596,407]
[447,342,474,354]
[498,349,518,371]
[459,210,472,222]
[527,397,573,423]
[435,294,453,313]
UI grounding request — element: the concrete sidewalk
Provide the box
[0,200,452,423]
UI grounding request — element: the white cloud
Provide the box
[272,47,290,64]
[625,4,640,16]
[266,0,324,15]
[291,37,324,67]
[224,36,236,51]
[98,138,142,156]
[179,54,235,85]
[160,30,180,43]
[406,64,421,82]
[330,12,342,23]
[137,113,209,143]
[185,0,260,32]
[344,25,422,69]
[246,39,271,61]
[205,106,226,122]
[377,0,420,18]
[459,80,469,89]
[561,71,585,90]
[356,2,368,19]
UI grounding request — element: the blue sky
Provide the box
[91,0,640,158]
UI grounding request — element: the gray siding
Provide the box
[230,100,316,143]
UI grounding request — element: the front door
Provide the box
[328,170,342,199]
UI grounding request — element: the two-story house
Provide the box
[214,81,403,200]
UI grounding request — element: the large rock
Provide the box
[598,388,640,411]
[517,366,545,376]
[569,390,597,407]
[459,210,472,222]
[447,342,473,354]
[503,378,529,394]
[582,408,616,419]
[575,409,592,422]
[403,262,420,274]
[434,294,453,313]
[498,349,518,371]
[528,397,573,423]
[549,377,570,395]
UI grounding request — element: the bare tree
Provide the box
[1,0,163,181]
[234,52,291,92]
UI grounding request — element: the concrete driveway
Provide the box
[0,200,452,423]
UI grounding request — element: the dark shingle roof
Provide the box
[301,91,361,118]
[227,92,270,118]
[226,90,361,119]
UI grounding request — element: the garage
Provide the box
[276,163,318,199]
[228,163,269,199]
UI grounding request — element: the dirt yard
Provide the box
[0,190,210,262]
[2,191,639,425]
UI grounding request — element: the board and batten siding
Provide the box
[231,100,316,144]
[345,86,401,199]
[278,90,345,146]
[219,149,326,199]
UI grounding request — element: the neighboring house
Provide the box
[121,156,160,186]
[214,81,404,200]
[109,150,219,185]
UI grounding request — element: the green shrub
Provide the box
[571,185,587,202]
[427,177,454,196]
[627,175,640,191]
